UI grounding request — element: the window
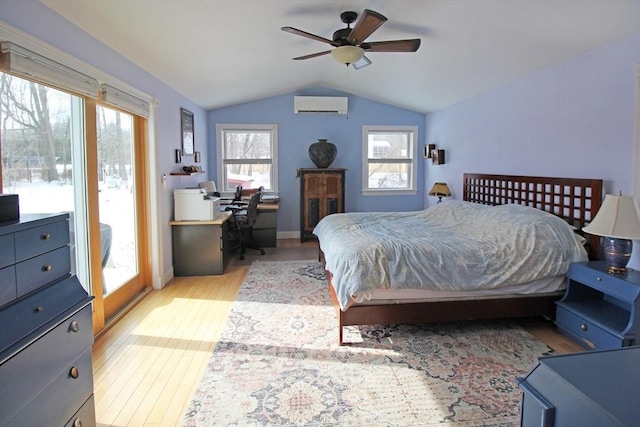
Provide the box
[362,125,418,195]
[216,124,278,192]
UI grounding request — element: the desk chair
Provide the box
[228,191,265,260]
[232,185,247,206]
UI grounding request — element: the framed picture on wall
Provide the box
[180,108,194,156]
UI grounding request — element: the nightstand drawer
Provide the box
[555,306,624,349]
[567,263,640,302]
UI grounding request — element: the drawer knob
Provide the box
[70,366,79,379]
[34,306,44,312]
[41,233,51,240]
[42,265,53,272]
[73,419,82,427]
[596,277,602,281]
[69,320,80,333]
[581,323,588,331]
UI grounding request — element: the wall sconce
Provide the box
[431,149,445,165]
[194,151,201,163]
[175,149,182,163]
[428,182,451,203]
[424,143,436,158]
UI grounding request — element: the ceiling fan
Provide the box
[281,9,421,70]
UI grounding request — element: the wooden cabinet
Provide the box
[0,213,95,427]
[555,261,640,350]
[297,168,345,242]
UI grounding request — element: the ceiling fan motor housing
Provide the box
[333,28,353,45]
[334,11,358,45]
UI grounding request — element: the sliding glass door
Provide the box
[0,72,149,331]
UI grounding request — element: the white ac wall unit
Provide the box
[294,96,348,115]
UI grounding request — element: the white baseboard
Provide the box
[157,267,174,289]
[277,231,300,240]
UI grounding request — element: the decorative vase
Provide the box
[308,138,337,168]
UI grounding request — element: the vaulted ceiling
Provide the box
[41,0,640,113]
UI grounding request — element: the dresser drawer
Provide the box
[64,395,96,427]
[555,306,623,349]
[0,234,15,269]
[0,275,89,356]
[2,348,94,427]
[15,246,70,298]
[0,265,17,307]
[14,219,69,262]
[0,305,93,424]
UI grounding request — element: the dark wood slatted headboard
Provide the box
[463,173,603,259]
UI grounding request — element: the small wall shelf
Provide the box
[170,171,205,176]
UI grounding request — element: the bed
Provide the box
[314,173,603,345]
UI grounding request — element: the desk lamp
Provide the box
[428,182,451,204]
[582,193,640,274]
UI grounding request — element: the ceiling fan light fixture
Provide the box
[331,45,365,65]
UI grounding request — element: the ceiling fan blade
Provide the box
[352,55,371,70]
[361,39,421,52]
[346,9,387,44]
[281,26,339,46]
[292,50,332,60]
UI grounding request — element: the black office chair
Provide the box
[231,185,247,206]
[228,190,265,260]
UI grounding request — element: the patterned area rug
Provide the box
[183,261,553,427]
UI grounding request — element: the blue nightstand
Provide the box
[555,261,640,350]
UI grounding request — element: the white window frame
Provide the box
[362,125,418,196]
[216,123,278,193]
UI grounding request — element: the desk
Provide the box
[170,212,232,276]
[254,203,278,247]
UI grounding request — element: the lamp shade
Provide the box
[428,182,452,197]
[331,46,365,65]
[582,194,640,240]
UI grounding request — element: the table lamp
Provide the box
[428,182,451,204]
[582,193,640,274]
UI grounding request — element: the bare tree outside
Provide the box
[1,73,65,187]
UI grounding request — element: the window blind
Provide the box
[0,41,99,98]
[100,83,150,118]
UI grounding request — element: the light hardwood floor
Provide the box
[92,239,583,427]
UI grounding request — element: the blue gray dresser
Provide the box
[0,213,95,426]
[518,346,639,427]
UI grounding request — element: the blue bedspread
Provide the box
[313,201,588,310]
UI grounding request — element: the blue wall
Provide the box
[208,88,426,234]
[1,0,208,283]
[425,34,640,268]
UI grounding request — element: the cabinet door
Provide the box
[323,173,343,216]
[303,174,324,230]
